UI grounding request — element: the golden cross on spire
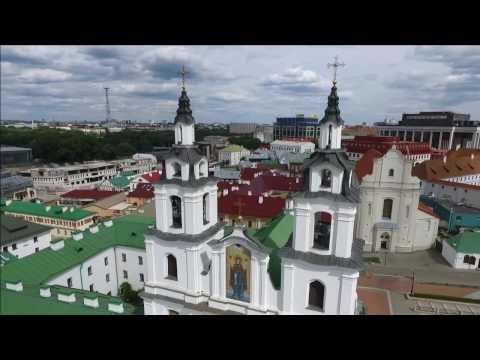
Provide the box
[327,55,345,85]
[178,65,190,90]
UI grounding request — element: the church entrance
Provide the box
[378,232,391,252]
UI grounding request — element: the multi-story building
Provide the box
[354,148,439,253]
[1,200,95,238]
[111,153,157,175]
[1,215,52,258]
[229,122,258,134]
[59,189,121,207]
[441,232,480,270]
[253,124,274,143]
[218,145,251,166]
[0,171,37,200]
[270,139,316,154]
[375,112,480,150]
[31,161,117,194]
[343,136,433,165]
[273,115,321,141]
[0,145,33,166]
[196,135,230,161]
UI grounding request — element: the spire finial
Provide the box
[327,55,345,85]
[178,65,190,90]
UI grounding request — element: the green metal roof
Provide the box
[446,232,480,254]
[1,200,95,221]
[245,212,294,289]
[1,214,51,245]
[0,284,140,315]
[108,176,131,189]
[119,170,136,177]
[221,144,248,152]
[1,214,155,285]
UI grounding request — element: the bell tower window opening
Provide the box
[167,254,178,280]
[308,280,325,311]
[328,124,333,149]
[172,162,181,178]
[179,126,183,144]
[171,196,182,228]
[313,211,331,250]
[321,169,332,188]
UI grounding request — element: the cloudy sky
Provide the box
[1,46,479,124]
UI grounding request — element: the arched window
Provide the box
[320,169,332,188]
[167,254,178,280]
[388,169,394,177]
[380,232,390,250]
[178,126,182,144]
[172,162,181,178]
[171,196,182,228]
[382,199,393,219]
[308,281,325,311]
[313,212,331,250]
[203,193,209,225]
[199,161,207,177]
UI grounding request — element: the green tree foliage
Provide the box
[118,282,141,304]
[228,135,262,150]
[0,125,233,163]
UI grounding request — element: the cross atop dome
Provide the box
[327,56,345,85]
[178,65,190,90]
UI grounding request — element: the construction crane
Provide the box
[104,87,111,123]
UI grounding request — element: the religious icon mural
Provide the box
[226,244,251,303]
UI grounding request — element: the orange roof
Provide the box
[418,202,439,218]
[354,149,383,183]
[412,150,480,181]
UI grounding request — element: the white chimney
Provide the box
[471,153,475,160]
[443,156,447,164]
[103,220,113,227]
[45,206,51,212]
[108,301,124,314]
[62,207,68,213]
[296,177,299,183]
[6,281,23,292]
[73,232,83,241]
[40,286,51,298]
[69,207,74,212]
[51,239,65,251]
[89,225,99,234]
[84,295,100,308]
[5,200,12,206]
[223,189,229,196]
[58,290,76,303]
[258,196,264,204]
[248,190,252,196]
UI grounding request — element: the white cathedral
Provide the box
[141,76,363,315]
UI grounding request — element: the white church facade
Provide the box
[355,148,440,253]
[141,72,363,315]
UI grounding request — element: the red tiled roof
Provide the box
[127,183,154,199]
[412,150,480,181]
[354,149,383,183]
[60,189,120,201]
[218,193,285,219]
[219,172,303,196]
[141,170,161,183]
[343,136,432,156]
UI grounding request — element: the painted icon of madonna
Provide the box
[226,244,251,303]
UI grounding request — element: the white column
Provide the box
[186,247,200,294]
[293,207,311,252]
[338,273,359,315]
[429,132,433,147]
[259,258,268,308]
[281,263,295,314]
[439,131,443,149]
[145,240,156,284]
[449,127,455,150]
[420,131,424,142]
[211,250,221,298]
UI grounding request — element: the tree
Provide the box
[228,135,262,150]
[118,282,141,304]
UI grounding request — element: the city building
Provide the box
[1,215,52,258]
[413,149,480,186]
[229,122,259,134]
[355,148,439,253]
[197,135,230,161]
[270,139,316,154]
[422,181,480,210]
[375,112,480,150]
[218,145,251,166]
[111,153,157,175]
[0,145,33,166]
[129,170,162,191]
[0,171,36,200]
[420,195,480,231]
[82,192,127,219]
[343,136,432,165]
[0,215,155,315]
[253,124,274,143]
[141,76,362,315]
[441,232,480,270]
[31,161,117,194]
[100,171,136,191]
[273,115,321,141]
[127,183,154,207]
[342,125,378,137]
[1,200,95,238]
[59,189,121,207]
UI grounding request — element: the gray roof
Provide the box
[160,146,205,165]
[295,187,359,204]
[1,215,51,246]
[174,89,195,125]
[319,84,344,126]
[154,176,219,188]
[278,238,364,271]
[146,222,224,243]
[0,174,33,197]
[0,145,32,152]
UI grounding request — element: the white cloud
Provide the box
[18,68,73,83]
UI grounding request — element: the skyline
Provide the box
[1,45,480,124]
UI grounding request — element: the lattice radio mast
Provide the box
[104,87,112,122]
